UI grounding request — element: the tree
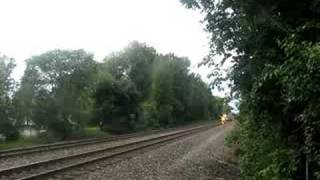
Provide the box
[93,76,139,134]
[181,0,320,179]
[93,42,225,132]
[104,41,156,100]
[17,49,96,139]
[0,55,19,140]
[93,42,156,133]
[209,96,225,120]
[150,54,220,126]
[151,55,175,127]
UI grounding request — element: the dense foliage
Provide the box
[93,42,225,133]
[0,42,226,140]
[181,0,320,179]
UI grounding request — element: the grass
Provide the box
[0,137,44,150]
[0,126,110,151]
[67,126,111,140]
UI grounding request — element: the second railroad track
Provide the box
[0,123,217,180]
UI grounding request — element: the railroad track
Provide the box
[0,130,158,158]
[0,122,213,158]
[0,124,216,180]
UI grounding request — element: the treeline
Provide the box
[181,0,320,179]
[0,42,226,141]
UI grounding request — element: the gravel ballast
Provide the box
[56,123,239,180]
[0,127,200,170]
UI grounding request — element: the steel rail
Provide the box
[0,122,213,158]
[0,124,216,180]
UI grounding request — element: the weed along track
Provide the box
[0,123,218,180]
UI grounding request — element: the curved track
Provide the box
[0,123,217,180]
[0,122,211,158]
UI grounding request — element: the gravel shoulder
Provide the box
[60,122,239,180]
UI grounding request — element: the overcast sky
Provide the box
[0,0,228,97]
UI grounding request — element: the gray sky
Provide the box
[0,0,228,97]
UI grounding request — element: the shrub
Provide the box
[0,121,19,141]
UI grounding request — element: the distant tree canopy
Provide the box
[1,42,227,140]
[181,0,320,179]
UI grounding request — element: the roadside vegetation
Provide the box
[0,42,227,149]
[181,0,320,179]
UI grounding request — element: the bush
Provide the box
[140,102,160,130]
[0,121,19,141]
[158,104,173,127]
[233,118,298,180]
